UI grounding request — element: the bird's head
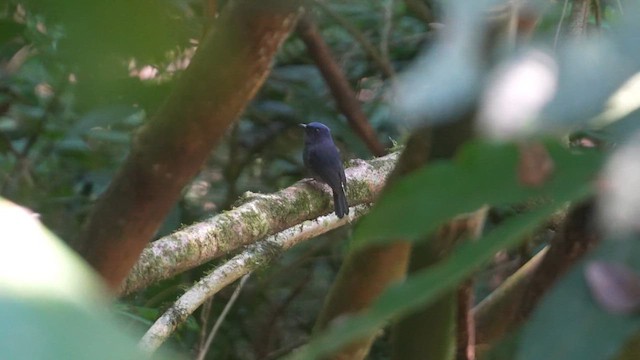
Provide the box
[300,122,332,143]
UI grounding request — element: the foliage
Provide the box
[2,0,640,359]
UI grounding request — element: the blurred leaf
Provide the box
[0,19,25,44]
[86,129,131,144]
[599,130,640,233]
[288,200,582,360]
[353,141,602,247]
[0,198,155,359]
[394,0,507,125]
[585,261,640,314]
[518,238,640,360]
[70,105,140,136]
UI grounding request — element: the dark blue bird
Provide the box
[301,122,349,218]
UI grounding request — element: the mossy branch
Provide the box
[120,153,399,295]
[138,204,372,353]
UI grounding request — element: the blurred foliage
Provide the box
[0,199,158,360]
[3,0,640,359]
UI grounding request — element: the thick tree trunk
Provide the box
[76,0,301,290]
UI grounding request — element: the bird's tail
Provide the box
[333,186,349,219]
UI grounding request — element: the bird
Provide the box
[301,122,349,218]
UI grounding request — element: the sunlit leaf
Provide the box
[599,130,640,233]
[0,199,159,359]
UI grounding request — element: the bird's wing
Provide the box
[306,144,345,190]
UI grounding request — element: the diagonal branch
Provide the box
[120,152,399,296]
[138,204,372,353]
[474,200,599,346]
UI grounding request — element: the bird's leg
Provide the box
[302,178,331,193]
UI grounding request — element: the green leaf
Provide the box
[353,141,603,247]
[288,187,590,360]
[0,198,164,359]
[518,238,640,360]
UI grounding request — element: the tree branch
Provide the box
[310,0,396,79]
[569,0,590,36]
[120,152,399,295]
[138,204,372,353]
[76,0,302,290]
[297,15,387,157]
[474,201,599,346]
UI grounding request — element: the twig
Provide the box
[121,152,398,296]
[568,0,591,36]
[197,297,213,353]
[553,0,570,50]
[138,204,371,353]
[592,0,602,28]
[457,280,476,360]
[474,247,548,345]
[196,274,250,360]
[297,15,387,156]
[380,0,394,72]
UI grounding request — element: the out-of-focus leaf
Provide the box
[86,129,131,144]
[478,49,558,139]
[0,198,157,360]
[287,200,581,360]
[480,3,640,139]
[541,38,639,126]
[69,105,140,137]
[0,20,25,43]
[353,141,602,247]
[394,0,502,125]
[585,261,640,314]
[599,130,640,233]
[518,239,640,360]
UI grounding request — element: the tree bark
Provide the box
[120,152,399,295]
[76,0,301,290]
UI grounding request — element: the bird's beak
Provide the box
[299,123,307,128]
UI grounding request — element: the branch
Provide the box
[196,274,249,360]
[474,200,599,346]
[569,0,590,36]
[473,247,548,346]
[120,152,399,295]
[76,0,302,290]
[138,204,372,353]
[310,0,396,79]
[297,15,387,157]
